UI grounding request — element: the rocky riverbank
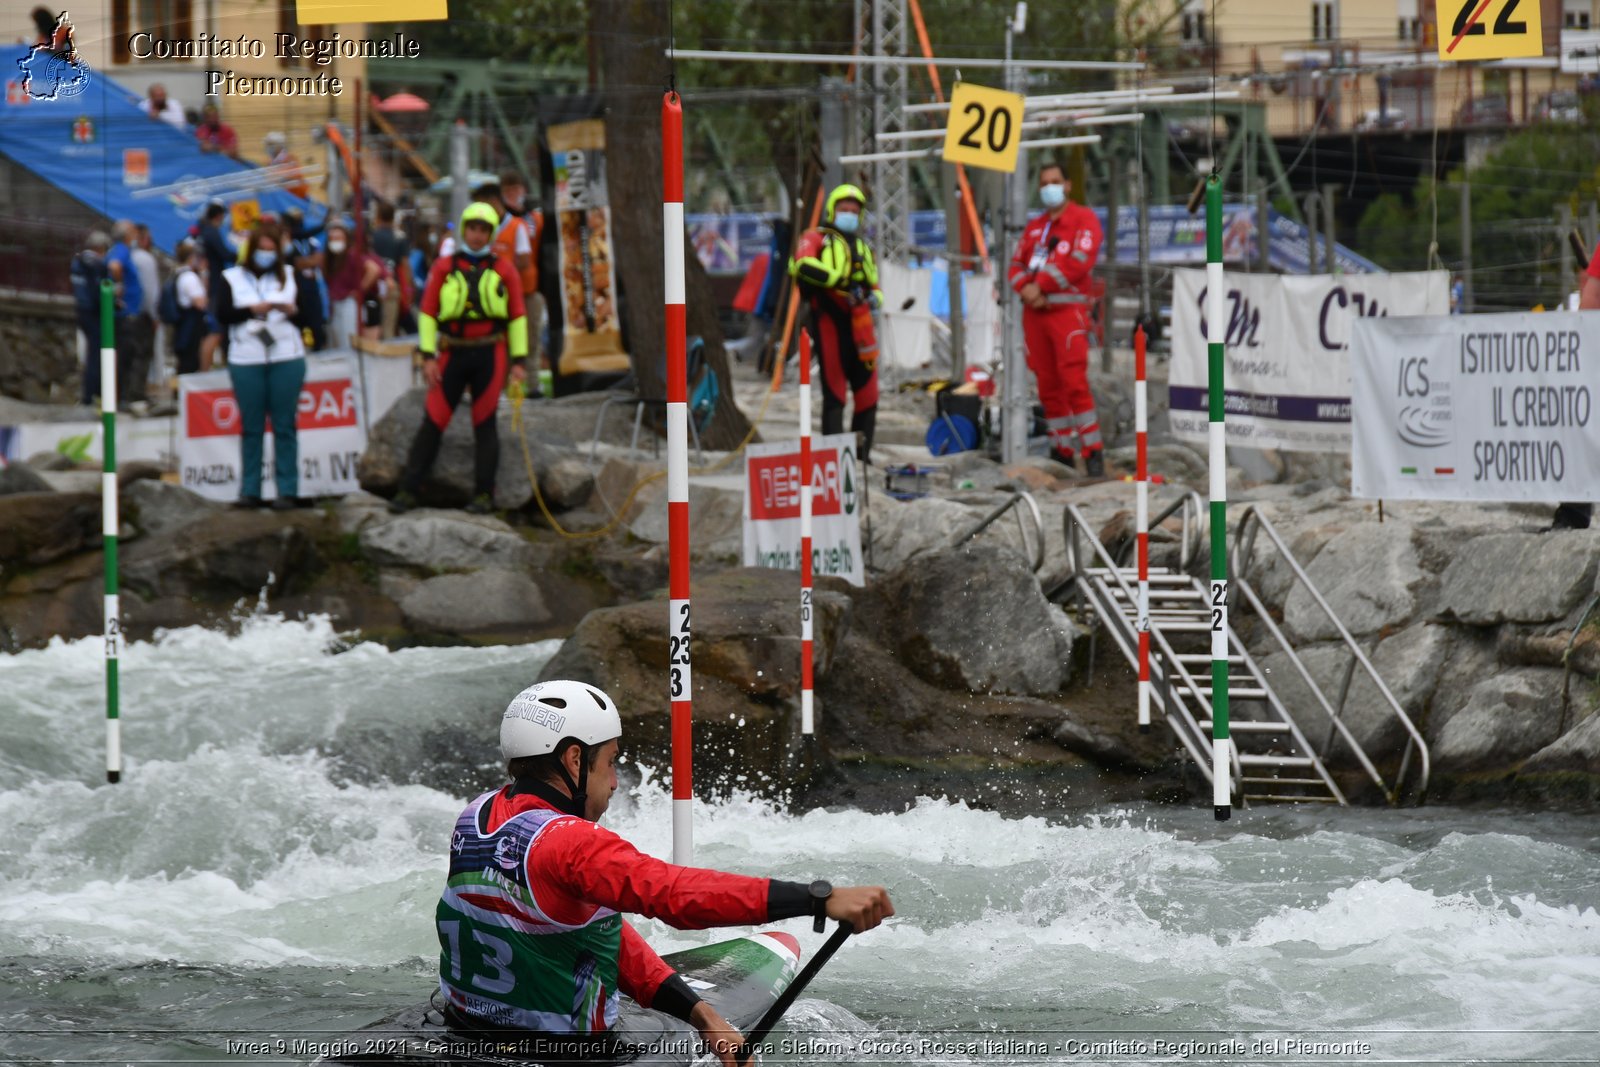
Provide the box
[3,362,1598,810]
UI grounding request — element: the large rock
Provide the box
[1350,623,1451,756]
[1283,521,1424,642]
[879,544,1074,695]
[120,510,322,600]
[1432,668,1566,772]
[1522,712,1600,778]
[624,475,745,561]
[1436,532,1599,625]
[1427,631,1500,742]
[123,480,221,538]
[360,510,535,571]
[0,464,53,496]
[537,569,853,793]
[357,387,574,510]
[863,495,982,575]
[399,568,552,635]
[0,492,100,571]
[37,469,101,494]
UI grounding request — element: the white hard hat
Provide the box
[264,131,286,148]
[500,680,621,762]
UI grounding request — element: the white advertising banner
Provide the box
[742,431,865,587]
[177,355,367,502]
[1351,313,1600,501]
[1170,269,1448,453]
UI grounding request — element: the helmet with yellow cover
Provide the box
[825,183,867,223]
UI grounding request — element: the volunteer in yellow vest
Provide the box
[391,203,530,515]
[789,183,883,460]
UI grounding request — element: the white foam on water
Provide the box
[2,617,1599,1059]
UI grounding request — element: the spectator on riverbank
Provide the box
[171,240,208,376]
[107,220,152,412]
[196,104,238,158]
[140,83,185,129]
[70,230,110,406]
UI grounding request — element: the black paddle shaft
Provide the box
[733,921,854,1065]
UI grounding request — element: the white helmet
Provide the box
[500,680,621,762]
[264,131,286,150]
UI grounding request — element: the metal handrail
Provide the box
[1229,505,1431,804]
[1062,499,1242,793]
[954,490,1046,572]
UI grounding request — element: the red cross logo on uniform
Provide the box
[72,115,93,143]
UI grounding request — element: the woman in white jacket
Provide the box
[217,222,307,509]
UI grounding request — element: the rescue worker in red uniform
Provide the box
[437,679,895,1065]
[1009,161,1105,475]
[392,202,530,514]
[789,183,883,460]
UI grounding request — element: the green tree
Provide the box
[1354,116,1600,310]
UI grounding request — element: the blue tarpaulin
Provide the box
[1,45,313,254]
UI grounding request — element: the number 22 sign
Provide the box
[1437,0,1542,61]
[942,82,1025,173]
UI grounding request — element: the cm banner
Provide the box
[1351,313,1600,501]
[1171,269,1447,453]
[742,432,865,587]
[178,355,366,502]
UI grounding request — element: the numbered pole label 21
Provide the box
[1437,0,1543,60]
[942,82,1025,174]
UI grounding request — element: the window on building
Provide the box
[1182,12,1209,42]
[1396,0,1420,40]
[278,1,331,67]
[112,0,193,64]
[1312,1,1338,41]
[1565,11,1592,29]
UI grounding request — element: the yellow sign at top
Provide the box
[1436,0,1543,61]
[296,0,448,24]
[942,82,1025,174]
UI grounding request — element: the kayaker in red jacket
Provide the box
[437,679,894,1066]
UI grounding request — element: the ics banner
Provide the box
[742,432,865,587]
[547,118,629,376]
[1170,269,1448,454]
[178,356,366,502]
[1352,313,1600,501]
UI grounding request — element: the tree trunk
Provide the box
[591,0,752,450]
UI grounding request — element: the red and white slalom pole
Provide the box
[663,92,694,863]
[1135,324,1151,735]
[799,330,815,735]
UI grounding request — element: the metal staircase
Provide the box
[1061,495,1430,808]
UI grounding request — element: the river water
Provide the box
[3,615,1598,1066]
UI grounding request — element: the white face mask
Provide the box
[327,239,347,254]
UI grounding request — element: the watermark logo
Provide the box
[16,12,92,102]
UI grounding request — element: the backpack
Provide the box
[157,274,182,326]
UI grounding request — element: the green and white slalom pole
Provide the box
[1204,176,1230,820]
[100,280,122,785]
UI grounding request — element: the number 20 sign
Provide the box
[1437,0,1543,61]
[942,82,1025,173]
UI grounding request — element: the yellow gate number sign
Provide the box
[1436,0,1542,61]
[296,0,447,23]
[942,82,1025,174]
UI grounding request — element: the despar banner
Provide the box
[743,433,865,587]
[178,356,367,502]
[547,119,628,375]
[1351,313,1600,502]
[1170,269,1446,454]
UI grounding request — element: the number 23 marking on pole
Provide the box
[670,602,690,698]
